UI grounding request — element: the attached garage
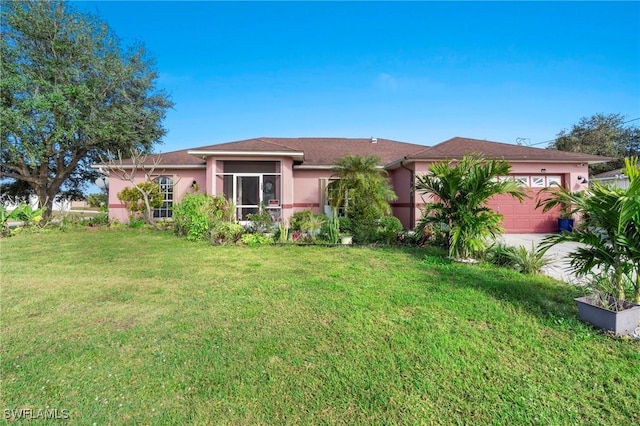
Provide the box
[488,175,562,233]
[399,137,614,233]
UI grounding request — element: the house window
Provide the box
[531,176,545,188]
[325,179,350,217]
[546,176,562,187]
[153,176,173,218]
[514,176,529,187]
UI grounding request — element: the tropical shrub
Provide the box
[117,182,163,224]
[127,217,147,229]
[304,214,326,241]
[506,244,552,275]
[483,242,517,267]
[85,211,110,227]
[538,157,640,303]
[86,193,108,208]
[1,203,46,236]
[172,193,235,242]
[210,222,244,245]
[376,216,403,245]
[276,220,289,243]
[323,208,340,244]
[290,210,314,232]
[240,233,274,247]
[328,154,398,244]
[414,155,527,259]
[290,210,326,241]
[246,205,275,234]
[338,216,354,236]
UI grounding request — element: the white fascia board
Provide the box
[188,150,304,159]
[406,158,608,165]
[294,165,335,170]
[90,164,205,170]
[294,164,386,170]
[384,158,412,169]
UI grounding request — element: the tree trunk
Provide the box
[35,185,57,223]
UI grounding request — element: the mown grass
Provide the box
[1,229,638,424]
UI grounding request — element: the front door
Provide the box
[236,175,259,220]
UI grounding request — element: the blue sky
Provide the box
[74,1,640,152]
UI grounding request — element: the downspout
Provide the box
[400,157,415,230]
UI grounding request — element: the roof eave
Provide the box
[294,164,385,170]
[90,164,206,170]
[405,156,611,164]
[188,150,304,160]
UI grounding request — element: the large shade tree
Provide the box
[414,155,527,259]
[0,0,173,219]
[549,113,639,175]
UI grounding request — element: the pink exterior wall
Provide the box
[291,169,333,216]
[106,157,591,231]
[107,168,206,223]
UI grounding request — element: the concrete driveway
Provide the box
[496,234,585,283]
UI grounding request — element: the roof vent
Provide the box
[371,137,378,144]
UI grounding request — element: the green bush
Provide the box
[349,203,380,244]
[127,217,146,228]
[86,212,109,227]
[210,222,244,245]
[86,193,108,208]
[276,221,289,243]
[1,203,46,236]
[172,193,235,242]
[240,233,274,247]
[290,210,314,231]
[484,243,551,275]
[338,217,353,235]
[246,207,275,234]
[290,210,326,241]
[484,243,517,267]
[376,216,403,245]
[117,182,163,215]
[507,244,552,275]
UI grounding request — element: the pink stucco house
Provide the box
[100,136,611,233]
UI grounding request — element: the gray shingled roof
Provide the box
[592,168,626,179]
[189,137,428,166]
[97,136,614,168]
[407,137,614,163]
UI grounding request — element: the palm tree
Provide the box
[327,154,397,243]
[414,155,527,259]
[538,157,640,303]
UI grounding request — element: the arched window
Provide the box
[153,176,173,218]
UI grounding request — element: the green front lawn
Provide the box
[1,229,638,424]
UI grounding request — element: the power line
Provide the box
[525,117,640,147]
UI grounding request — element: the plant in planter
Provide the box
[575,273,640,336]
[539,157,640,335]
[338,216,354,245]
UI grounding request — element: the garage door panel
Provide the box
[488,189,558,233]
